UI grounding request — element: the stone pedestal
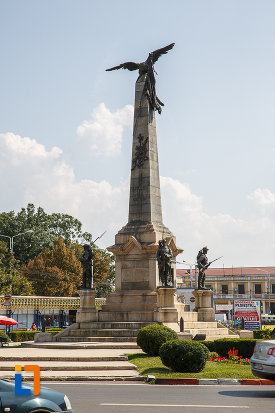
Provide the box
[76,289,97,323]
[154,287,178,323]
[192,289,215,322]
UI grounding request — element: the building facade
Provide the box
[176,266,275,316]
[0,295,106,330]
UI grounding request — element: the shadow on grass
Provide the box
[127,354,150,361]
[141,367,173,375]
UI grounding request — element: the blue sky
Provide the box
[1,1,275,267]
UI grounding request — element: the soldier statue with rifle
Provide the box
[197,247,222,290]
[157,238,174,287]
[79,231,106,289]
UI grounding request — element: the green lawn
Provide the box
[127,353,255,379]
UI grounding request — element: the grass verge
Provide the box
[127,353,255,379]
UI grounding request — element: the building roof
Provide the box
[176,266,275,277]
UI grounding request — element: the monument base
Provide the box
[76,289,98,323]
[192,289,215,322]
[153,287,178,324]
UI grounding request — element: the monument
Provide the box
[99,44,183,323]
[193,247,222,322]
[76,244,97,323]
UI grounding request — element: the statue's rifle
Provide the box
[208,256,223,266]
[90,230,107,248]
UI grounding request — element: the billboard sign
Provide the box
[234,300,261,330]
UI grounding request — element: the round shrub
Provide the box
[137,324,178,356]
[159,339,209,372]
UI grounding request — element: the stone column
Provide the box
[76,289,97,323]
[193,290,215,322]
[154,287,178,323]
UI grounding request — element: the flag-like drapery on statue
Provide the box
[106,43,175,114]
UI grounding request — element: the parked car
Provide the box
[0,379,74,412]
[251,339,275,380]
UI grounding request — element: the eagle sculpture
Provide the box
[106,43,175,114]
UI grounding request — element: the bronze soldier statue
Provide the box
[197,247,222,289]
[79,244,94,289]
[156,239,174,287]
[197,246,210,290]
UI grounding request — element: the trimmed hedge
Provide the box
[137,324,178,356]
[10,331,38,342]
[46,328,63,336]
[0,331,10,342]
[210,338,258,359]
[253,329,271,340]
[201,340,216,352]
[160,339,209,372]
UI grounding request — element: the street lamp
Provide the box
[0,230,33,253]
[182,260,197,288]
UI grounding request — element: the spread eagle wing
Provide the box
[150,43,175,64]
[106,62,140,71]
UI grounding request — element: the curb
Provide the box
[153,377,275,385]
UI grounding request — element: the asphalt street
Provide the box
[46,382,275,413]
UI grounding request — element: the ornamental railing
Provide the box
[0,295,106,310]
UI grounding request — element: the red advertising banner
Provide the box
[234,300,261,329]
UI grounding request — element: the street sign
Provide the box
[234,300,261,330]
[190,296,195,303]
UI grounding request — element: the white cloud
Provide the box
[76,103,133,157]
[161,177,275,266]
[248,188,275,207]
[0,132,128,246]
[1,130,275,266]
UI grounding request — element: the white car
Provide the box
[251,339,275,380]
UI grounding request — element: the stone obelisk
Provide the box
[100,45,182,322]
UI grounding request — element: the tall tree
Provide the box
[22,238,115,297]
[21,237,82,296]
[0,203,92,263]
[0,241,34,295]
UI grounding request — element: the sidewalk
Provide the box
[0,342,144,381]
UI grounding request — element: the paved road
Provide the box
[46,382,275,413]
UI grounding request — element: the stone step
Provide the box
[0,361,136,371]
[59,336,137,342]
[0,355,129,361]
[185,328,233,337]
[79,321,154,329]
[0,370,141,380]
[67,329,139,337]
[183,322,218,329]
[28,342,140,350]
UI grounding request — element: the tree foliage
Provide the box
[21,237,82,296]
[0,241,34,296]
[0,203,92,263]
[21,237,115,297]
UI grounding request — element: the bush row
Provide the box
[137,325,262,362]
[10,331,37,342]
[203,338,258,359]
[9,328,64,342]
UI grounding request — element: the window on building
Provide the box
[254,284,262,294]
[238,284,245,294]
[221,285,228,294]
[272,284,275,294]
